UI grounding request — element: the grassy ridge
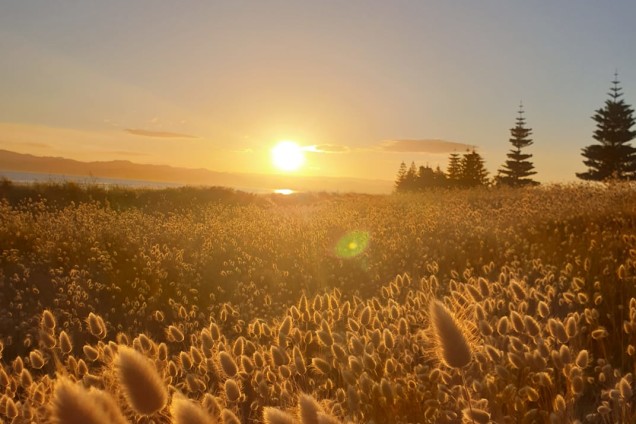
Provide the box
[0,183,635,422]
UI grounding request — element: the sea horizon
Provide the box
[0,170,294,194]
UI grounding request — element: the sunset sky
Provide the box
[1,1,636,185]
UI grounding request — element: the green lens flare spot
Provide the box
[335,231,370,258]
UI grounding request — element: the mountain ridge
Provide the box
[0,149,393,193]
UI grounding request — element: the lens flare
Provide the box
[335,231,370,258]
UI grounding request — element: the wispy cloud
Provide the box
[125,129,198,139]
[107,150,149,157]
[306,144,350,153]
[382,139,473,153]
[18,142,51,149]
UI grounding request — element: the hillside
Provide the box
[0,149,393,193]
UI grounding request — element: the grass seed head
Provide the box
[0,368,10,387]
[115,346,168,416]
[202,393,222,417]
[42,310,56,331]
[263,407,298,424]
[87,388,128,424]
[316,330,334,347]
[462,407,491,424]
[619,377,633,399]
[171,393,217,424]
[298,393,323,424]
[553,394,566,414]
[179,351,193,370]
[167,325,185,343]
[5,397,18,419]
[293,347,307,375]
[86,313,107,339]
[50,377,111,424]
[29,350,45,369]
[221,408,241,424]
[429,300,472,369]
[311,357,331,375]
[218,351,238,378]
[271,345,287,367]
[224,378,242,402]
[20,368,33,388]
[59,331,73,355]
[83,345,99,362]
[496,316,509,336]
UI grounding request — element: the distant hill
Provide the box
[0,149,393,194]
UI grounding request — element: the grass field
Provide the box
[1,182,635,423]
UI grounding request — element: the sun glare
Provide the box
[271,141,305,172]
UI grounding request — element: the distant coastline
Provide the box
[0,170,183,189]
[0,149,393,194]
[0,170,279,193]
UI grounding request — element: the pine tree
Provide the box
[433,166,447,187]
[396,162,448,191]
[394,161,407,192]
[447,152,462,187]
[497,103,538,186]
[460,149,489,187]
[417,165,436,190]
[404,161,418,191]
[577,73,636,181]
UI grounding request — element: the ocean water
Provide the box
[0,170,188,189]
[0,170,296,194]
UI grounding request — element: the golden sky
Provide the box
[1,1,636,187]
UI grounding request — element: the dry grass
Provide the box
[0,183,636,422]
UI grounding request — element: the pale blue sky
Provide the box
[1,1,635,183]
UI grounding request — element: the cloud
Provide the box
[107,150,149,157]
[306,144,350,153]
[19,142,51,149]
[382,139,474,153]
[125,129,197,139]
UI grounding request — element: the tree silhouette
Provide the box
[394,161,407,192]
[393,153,488,191]
[433,165,447,187]
[447,152,462,187]
[416,165,447,189]
[497,103,538,186]
[577,73,636,181]
[417,165,435,190]
[460,150,489,187]
[395,162,448,192]
[404,162,418,191]
[394,161,419,192]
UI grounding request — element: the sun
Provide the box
[271,141,305,172]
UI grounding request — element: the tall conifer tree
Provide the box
[460,150,489,187]
[577,73,636,181]
[497,103,537,186]
[447,152,462,187]
[394,161,408,192]
[404,162,418,191]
